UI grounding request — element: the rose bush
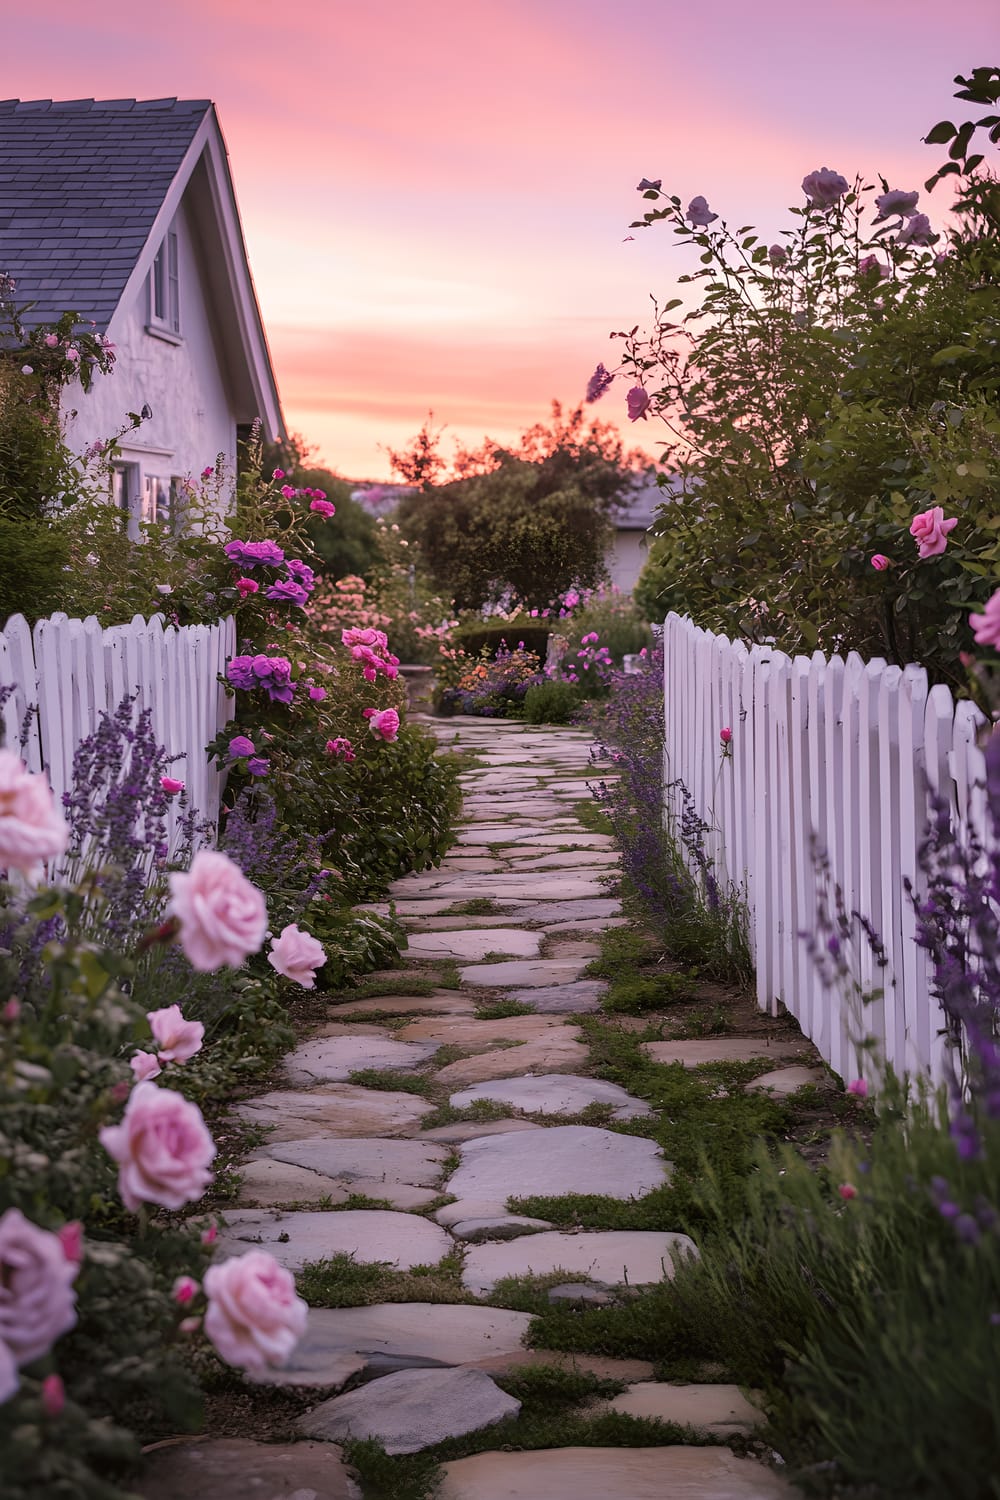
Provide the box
[622,71,1000,688]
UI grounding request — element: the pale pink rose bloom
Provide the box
[873,187,919,221]
[0,1208,78,1368]
[179,1315,202,1335]
[365,707,400,742]
[802,167,849,207]
[342,626,388,650]
[167,849,268,971]
[147,1004,204,1063]
[99,1082,216,1213]
[897,212,935,246]
[130,1050,162,1082]
[267,924,327,989]
[0,750,69,880]
[910,506,957,559]
[969,588,1000,649]
[626,386,651,422]
[0,1339,18,1404]
[203,1250,308,1372]
[201,1224,218,1246]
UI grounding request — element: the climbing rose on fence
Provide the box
[226,654,296,704]
[99,1082,216,1213]
[203,1249,308,1373]
[910,506,957,559]
[364,707,400,742]
[0,1209,79,1382]
[969,588,1000,649]
[167,848,268,971]
[147,1004,204,1064]
[267,923,327,988]
[0,750,69,880]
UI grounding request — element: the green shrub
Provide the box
[523,679,583,724]
[455,621,551,660]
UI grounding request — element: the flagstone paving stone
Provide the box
[445,1125,669,1203]
[332,993,477,1017]
[451,1215,554,1242]
[232,1084,434,1140]
[260,1137,450,1188]
[436,1447,794,1499]
[448,1074,653,1120]
[214,1208,453,1271]
[505,898,621,922]
[505,850,620,868]
[284,1034,439,1084]
[235,1157,354,1208]
[507,979,608,1013]
[299,1366,520,1454]
[748,1064,830,1096]
[397,1014,571,1047]
[432,1034,590,1086]
[602,1382,763,1434]
[404,928,543,961]
[299,1303,535,1370]
[422,1119,544,1143]
[462,1229,698,1295]
[641,1037,809,1068]
[458,958,589,988]
[136,1439,361,1500]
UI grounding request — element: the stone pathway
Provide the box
[139,717,797,1500]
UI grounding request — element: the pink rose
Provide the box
[167,849,268,971]
[342,626,388,650]
[873,187,919,221]
[838,1183,858,1200]
[203,1250,308,1372]
[310,499,336,517]
[99,1082,216,1212]
[56,1222,83,1266]
[41,1373,65,1416]
[201,1224,218,1246]
[847,1078,869,1098]
[897,213,935,247]
[44,333,60,348]
[325,737,356,762]
[970,588,1000,649]
[172,1275,200,1305]
[130,1050,162,1082]
[0,1209,78,1368]
[626,386,651,422]
[910,506,957,559]
[147,1004,204,1064]
[686,195,718,227]
[365,707,400,742]
[870,554,891,572]
[235,577,259,598]
[802,167,849,207]
[0,750,69,880]
[160,776,185,795]
[719,727,732,745]
[267,923,327,989]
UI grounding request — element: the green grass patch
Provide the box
[419,1098,514,1129]
[296,1251,471,1309]
[339,974,437,1001]
[572,797,614,836]
[441,898,500,916]
[474,998,534,1019]
[347,1068,434,1096]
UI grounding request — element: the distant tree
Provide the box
[393,402,639,611]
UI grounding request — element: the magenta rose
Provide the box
[203,1250,308,1372]
[0,1208,79,1369]
[626,386,651,422]
[364,707,400,742]
[147,1004,204,1064]
[970,588,1000,649]
[167,849,268,971]
[910,506,957,559]
[310,498,336,517]
[267,924,327,989]
[99,1082,216,1212]
[0,750,69,880]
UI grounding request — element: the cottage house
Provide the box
[606,473,682,594]
[0,97,285,530]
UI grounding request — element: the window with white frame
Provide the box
[149,228,180,336]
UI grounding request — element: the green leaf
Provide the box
[924,120,957,144]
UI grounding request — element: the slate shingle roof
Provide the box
[0,98,212,329]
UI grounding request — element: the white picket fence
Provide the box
[662,612,992,1087]
[0,611,236,849]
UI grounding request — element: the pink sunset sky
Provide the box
[8,0,999,479]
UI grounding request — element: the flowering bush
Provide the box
[438,640,544,717]
[619,72,1000,687]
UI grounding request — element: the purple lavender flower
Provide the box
[585,363,614,403]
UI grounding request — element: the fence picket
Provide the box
[660,613,990,1086]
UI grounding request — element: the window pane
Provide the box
[152,243,166,321]
[167,231,180,333]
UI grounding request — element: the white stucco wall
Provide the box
[61,193,237,517]
[605,529,650,595]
